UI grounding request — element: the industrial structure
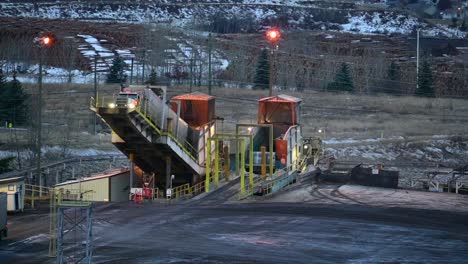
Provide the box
[0,176,25,212]
[91,85,319,198]
[53,168,130,202]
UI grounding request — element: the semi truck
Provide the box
[0,192,7,240]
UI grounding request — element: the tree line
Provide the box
[253,49,436,97]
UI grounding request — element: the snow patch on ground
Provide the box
[342,12,467,38]
[324,136,468,165]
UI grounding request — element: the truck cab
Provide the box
[109,90,140,109]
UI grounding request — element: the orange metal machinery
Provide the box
[171,92,216,129]
[170,92,217,185]
[257,95,303,171]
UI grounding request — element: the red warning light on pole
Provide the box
[34,33,56,47]
[266,28,280,42]
[42,36,51,46]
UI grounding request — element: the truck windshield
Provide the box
[118,93,138,100]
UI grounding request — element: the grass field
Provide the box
[1,83,467,150]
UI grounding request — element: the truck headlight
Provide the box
[128,103,135,109]
[108,103,116,108]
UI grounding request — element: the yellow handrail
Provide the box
[134,108,198,162]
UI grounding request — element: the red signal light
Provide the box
[266,28,280,42]
[42,37,51,45]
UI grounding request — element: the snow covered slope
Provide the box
[1,1,465,38]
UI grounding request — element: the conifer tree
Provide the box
[0,72,29,125]
[0,68,6,88]
[106,56,127,84]
[146,68,158,85]
[327,63,354,92]
[460,19,467,31]
[416,60,435,97]
[253,49,270,90]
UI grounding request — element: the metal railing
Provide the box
[239,171,298,200]
[134,107,199,162]
[168,181,205,200]
[25,184,51,201]
[91,89,202,167]
[238,175,263,200]
[171,183,191,199]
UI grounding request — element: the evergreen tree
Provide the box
[327,63,354,92]
[451,17,458,28]
[0,72,29,125]
[0,68,6,88]
[460,19,467,31]
[106,56,127,84]
[0,157,15,174]
[145,68,158,85]
[416,60,435,97]
[253,49,270,90]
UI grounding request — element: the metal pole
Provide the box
[205,139,211,192]
[269,47,273,96]
[189,56,194,93]
[165,156,171,197]
[269,125,274,178]
[141,52,146,85]
[129,153,134,192]
[208,33,212,95]
[214,138,219,188]
[249,134,254,188]
[416,28,420,91]
[35,48,44,205]
[130,58,134,85]
[235,126,239,177]
[240,139,246,194]
[93,55,97,135]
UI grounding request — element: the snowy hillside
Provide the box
[1,1,465,38]
[342,12,467,38]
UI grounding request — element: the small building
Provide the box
[0,176,25,212]
[258,94,302,127]
[171,92,215,129]
[54,168,130,202]
[257,95,303,171]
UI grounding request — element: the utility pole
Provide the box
[189,56,194,93]
[130,58,134,85]
[93,55,97,135]
[208,33,212,95]
[141,51,146,85]
[35,48,43,207]
[416,28,420,91]
[266,28,280,97]
[33,33,54,207]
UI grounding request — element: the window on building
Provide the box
[8,184,14,191]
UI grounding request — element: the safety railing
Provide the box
[191,181,205,196]
[238,175,263,200]
[134,107,199,162]
[168,182,205,200]
[171,183,192,199]
[25,184,51,201]
[55,188,94,207]
[262,172,298,197]
[91,89,201,166]
[238,171,298,200]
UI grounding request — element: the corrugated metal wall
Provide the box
[56,178,109,202]
[110,173,129,202]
